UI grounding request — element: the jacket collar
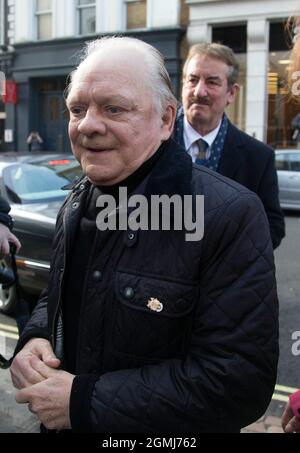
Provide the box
[143,138,193,199]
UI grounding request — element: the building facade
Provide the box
[187,0,300,145]
[0,0,187,152]
[0,0,299,151]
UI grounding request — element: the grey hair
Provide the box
[183,42,240,87]
[66,36,177,115]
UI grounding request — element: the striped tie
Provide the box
[195,139,209,165]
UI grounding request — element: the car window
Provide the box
[3,160,81,204]
[289,153,300,172]
[275,153,289,171]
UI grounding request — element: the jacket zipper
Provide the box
[51,192,76,356]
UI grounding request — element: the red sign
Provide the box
[3,80,17,104]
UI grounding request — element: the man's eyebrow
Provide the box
[67,93,132,106]
[206,75,222,81]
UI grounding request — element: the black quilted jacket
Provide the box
[16,139,279,433]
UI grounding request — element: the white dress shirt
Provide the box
[183,117,222,163]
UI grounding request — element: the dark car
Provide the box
[0,153,82,314]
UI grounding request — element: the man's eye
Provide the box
[106,106,122,114]
[70,107,85,116]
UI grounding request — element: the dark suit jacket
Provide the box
[173,111,285,249]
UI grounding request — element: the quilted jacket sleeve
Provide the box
[79,192,279,433]
[0,195,13,229]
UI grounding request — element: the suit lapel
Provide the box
[218,121,244,178]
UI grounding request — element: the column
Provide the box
[246,18,269,142]
[186,22,212,46]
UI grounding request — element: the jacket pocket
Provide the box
[112,271,198,361]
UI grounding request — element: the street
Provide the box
[0,213,299,433]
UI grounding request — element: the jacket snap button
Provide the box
[72,202,79,209]
[92,271,103,282]
[128,232,135,241]
[80,184,85,190]
[123,287,135,300]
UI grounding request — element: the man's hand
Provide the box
[0,223,21,256]
[282,402,300,433]
[10,338,60,390]
[16,356,75,431]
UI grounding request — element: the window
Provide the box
[212,25,247,54]
[275,153,289,171]
[77,0,96,35]
[289,153,300,172]
[126,0,147,30]
[212,25,247,131]
[35,0,53,40]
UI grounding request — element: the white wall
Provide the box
[149,0,181,28]
[54,0,76,38]
[14,0,34,43]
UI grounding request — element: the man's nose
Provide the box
[194,79,207,98]
[77,109,107,136]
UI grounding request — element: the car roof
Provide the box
[275,149,300,154]
[0,152,76,170]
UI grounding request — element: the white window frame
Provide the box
[123,0,149,31]
[35,0,53,41]
[77,0,96,36]
[0,0,5,47]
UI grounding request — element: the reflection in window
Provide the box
[77,0,96,35]
[36,0,53,40]
[126,0,147,30]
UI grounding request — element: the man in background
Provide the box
[173,42,285,249]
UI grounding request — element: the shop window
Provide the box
[77,0,96,35]
[36,0,53,41]
[267,21,297,148]
[126,0,147,30]
[212,25,247,131]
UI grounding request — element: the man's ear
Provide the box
[160,104,177,140]
[227,83,240,105]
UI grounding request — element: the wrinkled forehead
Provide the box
[74,49,149,87]
[186,54,230,78]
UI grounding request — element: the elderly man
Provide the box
[173,42,285,250]
[11,37,278,433]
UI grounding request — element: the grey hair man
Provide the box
[11,36,278,433]
[173,42,285,250]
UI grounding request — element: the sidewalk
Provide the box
[242,415,283,433]
[0,367,284,433]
